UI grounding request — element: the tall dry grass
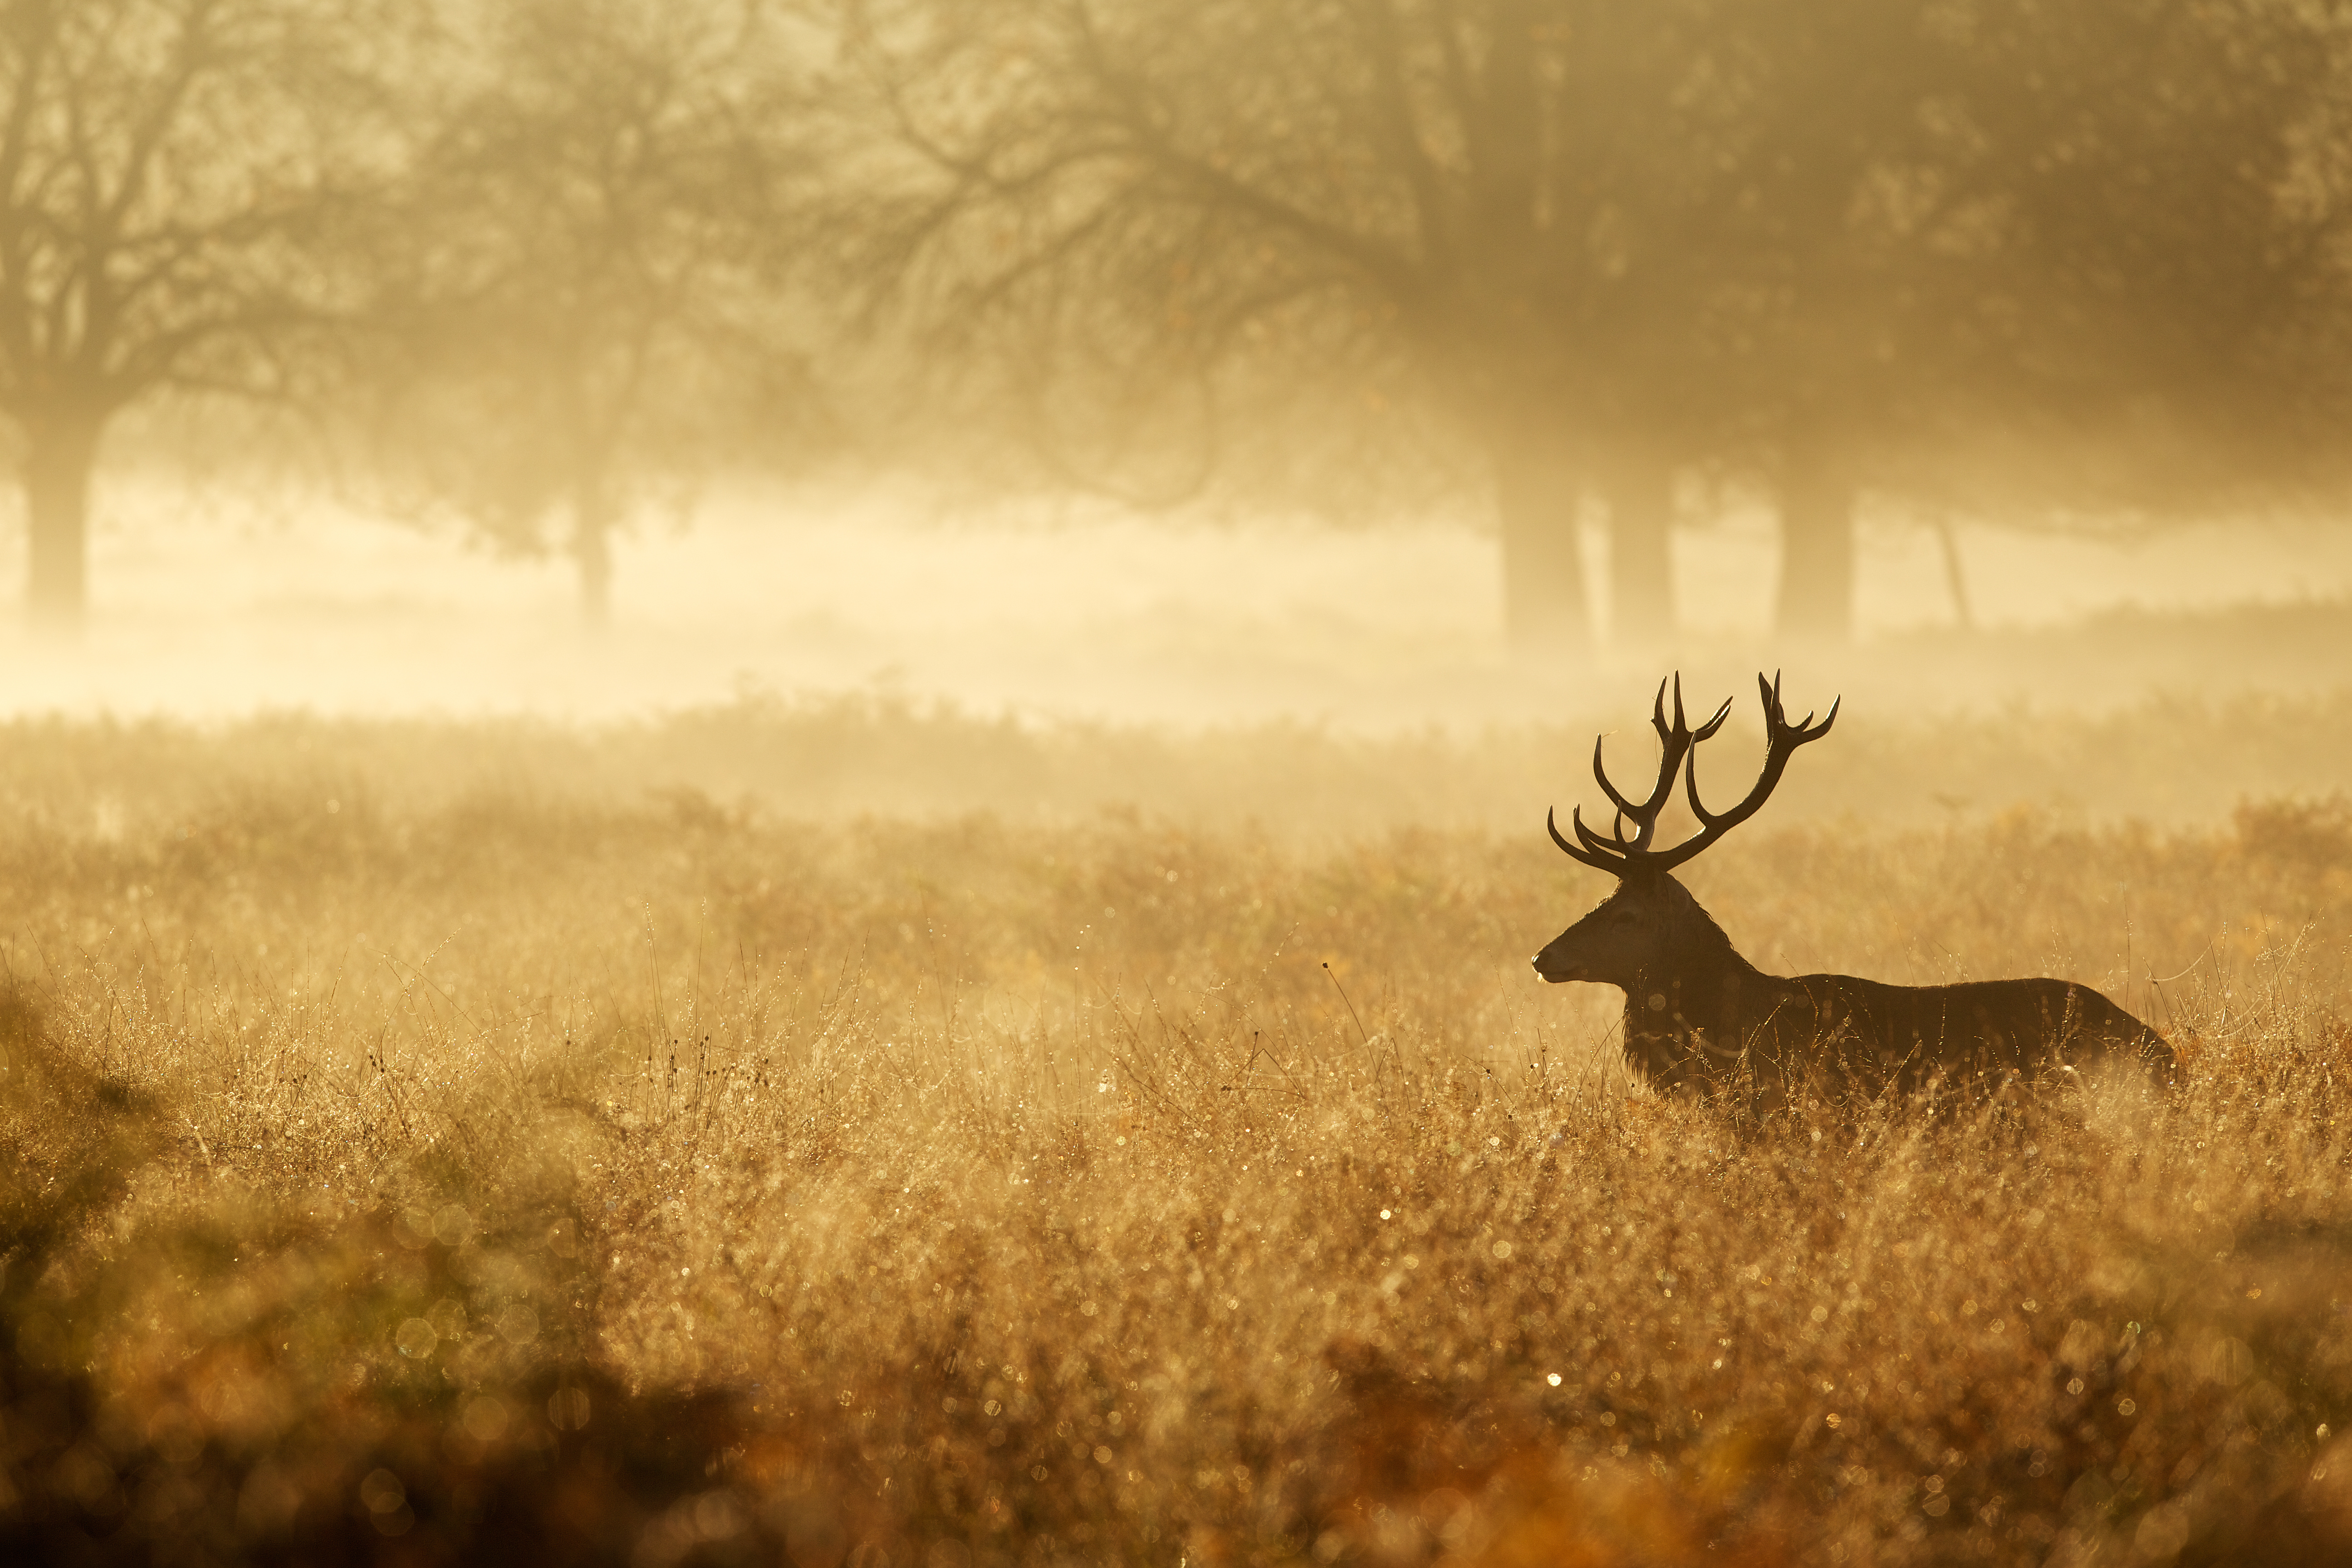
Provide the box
[0,713,2347,1566]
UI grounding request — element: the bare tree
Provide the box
[1704,0,2352,639]
[367,0,818,627]
[843,0,1747,656]
[0,0,406,632]
[841,0,2352,650]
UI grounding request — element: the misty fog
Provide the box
[7,485,2352,730]
[0,0,2349,766]
[13,7,2352,1565]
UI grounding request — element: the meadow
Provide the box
[0,700,2347,1566]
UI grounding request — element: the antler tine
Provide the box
[1573,806,1638,860]
[1692,693,1735,743]
[1591,733,1644,819]
[1592,676,1687,833]
[1659,672,1731,749]
[1652,671,1840,872]
[1550,779,1672,876]
[1654,688,1732,843]
[1550,672,1799,878]
[1548,806,1630,874]
[1757,670,1838,741]
[1764,668,1841,743]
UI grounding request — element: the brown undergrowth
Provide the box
[0,735,2349,1566]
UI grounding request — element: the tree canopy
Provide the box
[842,0,2352,643]
[0,0,411,630]
[4,0,2349,641]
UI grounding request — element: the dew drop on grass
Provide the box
[496,1303,539,1345]
[359,1469,404,1513]
[461,1395,507,1442]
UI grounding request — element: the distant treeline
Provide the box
[7,669,2352,837]
[4,0,2349,642]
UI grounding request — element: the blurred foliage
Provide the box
[0,716,2350,1563]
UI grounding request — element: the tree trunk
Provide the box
[1495,433,1588,659]
[1932,516,1974,630]
[1600,451,1674,646]
[25,414,103,635]
[1774,448,1856,640]
[574,486,613,631]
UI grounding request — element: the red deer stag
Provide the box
[1533,674,2176,1112]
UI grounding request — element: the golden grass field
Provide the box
[1,701,2348,1566]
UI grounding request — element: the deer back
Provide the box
[1634,969,2178,1110]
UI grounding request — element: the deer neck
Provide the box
[1624,881,1767,1028]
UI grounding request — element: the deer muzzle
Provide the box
[1531,941,1587,983]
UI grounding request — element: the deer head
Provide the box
[1532,672,1837,989]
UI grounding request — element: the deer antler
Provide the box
[1548,671,1836,877]
[1547,675,1732,875]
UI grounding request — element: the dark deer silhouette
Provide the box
[1533,674,2176,1112]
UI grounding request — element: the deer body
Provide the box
[1534,676,2176,1111]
